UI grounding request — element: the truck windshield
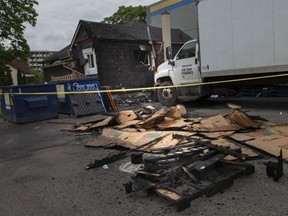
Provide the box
[177,42,196,60]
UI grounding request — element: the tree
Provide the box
[22,74,28,85]
[0,64,13,86]
[29,67,44,84]
[17,70,23,85]
[0,63,10,86]
[0,0,38,85]
[6,70,13,86]
[102,5,146,24]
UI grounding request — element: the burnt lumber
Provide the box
[85,151,128,170]
[265,149,284,181]
[123,145,255,211]
[172,134,246,161]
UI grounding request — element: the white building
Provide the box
[146,0,197,39]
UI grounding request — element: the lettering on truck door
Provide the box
[174,41,200,84]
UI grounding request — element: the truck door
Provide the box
[173,41,200,84]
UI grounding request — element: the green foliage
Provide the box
[22,74,28,85]
[0,0,38,83]
[17,70,23,85]
[0,66,13,86]
[102,5,146,24]
[0,64,10,86]
[6,70,13,86]
[29,68,44,84]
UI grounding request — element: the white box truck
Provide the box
[154,0,288,105]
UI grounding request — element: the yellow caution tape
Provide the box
[0,72,288,96]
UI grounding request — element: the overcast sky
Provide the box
[24,0,157,51]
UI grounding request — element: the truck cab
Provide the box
[155,40,208,106]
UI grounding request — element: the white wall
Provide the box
[7,65,18,85]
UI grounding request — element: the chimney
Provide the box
[161,11,172,60]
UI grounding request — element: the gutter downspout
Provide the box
[147,26,156,70]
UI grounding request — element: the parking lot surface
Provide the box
[0,97,288,216]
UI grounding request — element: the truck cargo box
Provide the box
[198,0,288,77]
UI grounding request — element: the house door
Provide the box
[82,47,98,75]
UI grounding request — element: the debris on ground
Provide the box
[264,149,283,181]
[65,103,287,211]
[113,91,152,105]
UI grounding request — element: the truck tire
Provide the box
[157,81,178,106]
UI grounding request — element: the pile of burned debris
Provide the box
[112,91,153,105]
[66,104,286,211]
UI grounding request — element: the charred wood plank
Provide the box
[85,151,128,170]
[173,134,246,161]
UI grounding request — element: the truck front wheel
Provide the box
[157,81,178,106]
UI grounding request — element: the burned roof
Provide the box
[79,20,191,43]
[45,45,71,63]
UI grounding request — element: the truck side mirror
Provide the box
[166,46,174,66]
[195,58,198,65]
[165,46,172,60]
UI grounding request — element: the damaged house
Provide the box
[43,20,191,88]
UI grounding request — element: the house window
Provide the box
[134,50,149,66]
[133,44,151,66]
[87,53,95,68]
[82,47,98,75]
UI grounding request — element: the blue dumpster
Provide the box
[50,77,106,115]
[0,84,58,123]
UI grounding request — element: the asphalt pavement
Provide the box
[0,97,288,216]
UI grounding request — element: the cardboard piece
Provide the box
[212,138,259,160]
[166,104,187,120]
[89,116,115,129]
[246,137,288,160]
[225,109,260,129]
[188,109,260,132]
[137,107,170,129]
[114,120,142,130]
[189,115,241,132]
[202,131,235,139]
[115,110,137,124]
[156,118,192,129]
[229,124,288,161]
[85,128,196,151]
[229,133,255,142]
[146,132,195,151]
[85,128,168,149]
